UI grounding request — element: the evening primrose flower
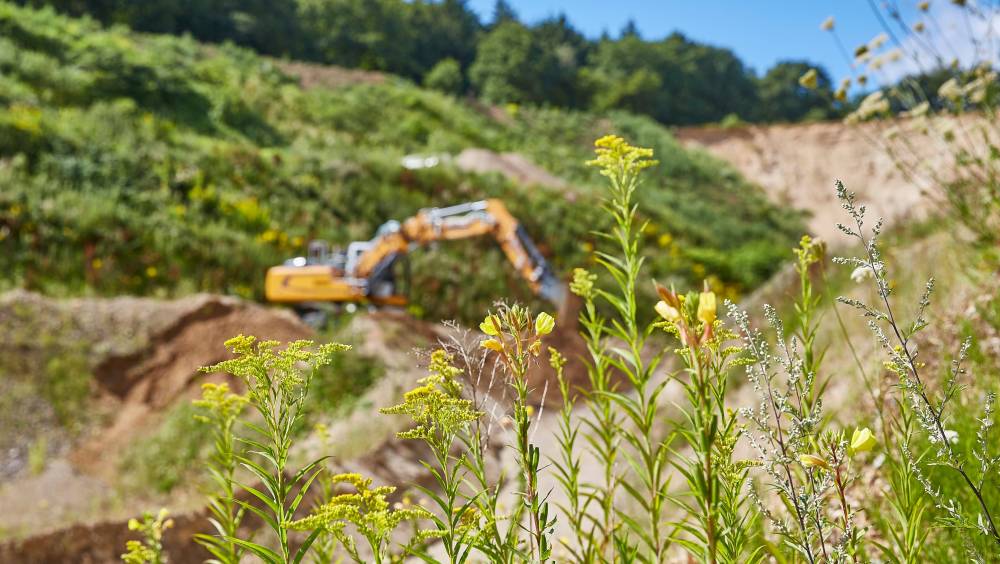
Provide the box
[535,312,555,336]
[480,338,503,352]
[799,68,819,90]
[480,315,499,336]
[850,427,877,452]
[799,454,831,470]
[697,291,717,325]
[655,300,681,322]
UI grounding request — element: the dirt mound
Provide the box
[275,59,385,90]
[455,148,571,191]
[675,119,939,242]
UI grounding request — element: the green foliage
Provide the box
[424,58,464,96]
[121,402,207,494]
[200,336,347,563]
[192,383,247,564]
[0,1,803,324]
[754,61,836,123]
[19,0,837,126]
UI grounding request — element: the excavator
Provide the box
[265,199,566,315]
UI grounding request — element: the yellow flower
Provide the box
[535,312,555,336]
[820,16,835,31]
[799,454,831,470]
[798,68,819,90]
[480,339,503,352]
[697,291,717,325]
[655,300,681,322]
[145,266,158,278]
[850,427,877,453]
[479,316,499,336]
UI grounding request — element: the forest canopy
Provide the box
[16,0,843,125]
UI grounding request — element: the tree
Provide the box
[424,58,464,95]
[490,0,517,26]
[755,60,835,122]
[470,21,551,104]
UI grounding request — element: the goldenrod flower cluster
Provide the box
[287,473,435,554]
[585,134,657,181]
[380,350,482,447]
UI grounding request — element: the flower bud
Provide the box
[697,292,717,325]
[799,454,831,470]
[535,312,555,336]
[655,300,681,322]
[850,427,877,453]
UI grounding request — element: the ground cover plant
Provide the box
[0,2,803,324]
[117,135,1000,562]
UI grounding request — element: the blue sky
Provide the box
[465,1,961,84]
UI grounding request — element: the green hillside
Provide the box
[0,2,803,322]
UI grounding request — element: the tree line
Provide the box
[17,0,842,125]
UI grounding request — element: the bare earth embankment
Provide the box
[675,119,940,241]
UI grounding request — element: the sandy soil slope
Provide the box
[675,119,946,242]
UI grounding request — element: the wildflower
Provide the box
[480,315,499,336]
[854,44,869,59]
[914,21,925,33]
[820,16,835,31]
[586,135,657,180]
[480,338,503,352]
[851,266,874,283]
[901,101,930,118]
[918,1,929,11]
[857,74,868,86]
[868,32,889,50]
[850,427,877,453]
[799,454,831,470]
[145,266,158,278]
[938,78,963,100]
[697,291,717,325]
[569,268,596,299]
[655,300,681,322]
[798,68,819,90]
[849,90,889,122]
[535,312,555,336]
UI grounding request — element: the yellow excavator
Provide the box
[265,199,566,315]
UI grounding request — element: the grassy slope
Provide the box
[0,2,803,323]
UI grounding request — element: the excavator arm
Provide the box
[355,199,566,308]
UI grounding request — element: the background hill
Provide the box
[0,2,804,323]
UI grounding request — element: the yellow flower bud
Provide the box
[479,316,499,336]
[535,312,555,336]
[799,454,831,470]
[697,292,717,325]
[480,339,503,352]
[850,427,877,453]
[655,300,681,322]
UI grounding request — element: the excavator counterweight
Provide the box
[265,199,566,311]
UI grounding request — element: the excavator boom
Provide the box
[265,199,565,310]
